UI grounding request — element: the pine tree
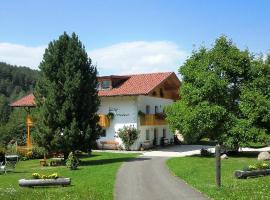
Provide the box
[34,32,100,157]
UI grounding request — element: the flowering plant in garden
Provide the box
[32,172,58,179]
[118,125,140,150]
[244,162,270,171]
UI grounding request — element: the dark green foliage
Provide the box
[0,62,38,145]
[107,112,115,120]
[239,56,270,142]
[31,146,48,159]
[0,62,38,101]
[0,95,11,124]
[200,148,213,157]
[34,32,100,155]
[138,110,145,117]
[0,108,28,146]
[166,36,269,148]
[118,125,140,150]
[66,152,79,170]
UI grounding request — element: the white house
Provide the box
[96,72,181,150]
[10,72,181,151]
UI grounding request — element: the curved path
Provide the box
[115,156,208,200]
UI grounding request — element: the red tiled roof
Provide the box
[10,93,36,107]
[10,72,179,107]
[98,72,175,96]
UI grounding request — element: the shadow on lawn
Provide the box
[29,185,75,189]
[191,151,259,158]
[80,157,150,166]
[78,154,100,159]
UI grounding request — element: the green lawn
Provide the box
[167,155,270,200]
[0,152,138,200]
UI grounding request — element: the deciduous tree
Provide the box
[166,36,269,149]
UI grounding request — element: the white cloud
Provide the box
[0,41,189,75]
[89,41,189,75]
[0,43,45,69]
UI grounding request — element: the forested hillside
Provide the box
[0,62,39,145]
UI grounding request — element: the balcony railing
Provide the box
[140,113,166,126]
[98,114,110,128]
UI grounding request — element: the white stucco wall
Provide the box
[97,95,175,150]
[97,96,138,149]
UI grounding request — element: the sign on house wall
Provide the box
[109,107,130,117]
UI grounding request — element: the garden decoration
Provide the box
[19,173,71,187]
[10,95,35,151]
[235,162,270,179]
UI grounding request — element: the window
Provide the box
[101,80,110,90]
[162,128,166,138]
[146,105,150,114]
[100,129,106,137]
[155,106,159,114]
[146,129,150,140]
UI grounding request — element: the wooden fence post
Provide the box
[215,144,221,187]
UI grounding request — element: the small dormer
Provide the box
[97,75,129,90]
[98,79,111,90]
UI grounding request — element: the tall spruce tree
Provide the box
[166,36,269,149]
[34,32,100,156]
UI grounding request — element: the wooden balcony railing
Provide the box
[98,114,110,128]
[140,114,166,126]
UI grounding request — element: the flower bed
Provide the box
[18,172,71,187]
[19,178,71,187]
[235,162,270,179]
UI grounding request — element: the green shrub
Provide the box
[31,146,47,159]
[0,146,5,163]
[118,125,140,150]
[107,112,115,120]
[66,152,79,170]
[138,110,145,117]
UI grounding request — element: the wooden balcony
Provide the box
[140,114,166,126]
[98,114,110,128]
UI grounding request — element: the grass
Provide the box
[167,154,270,200]
[0,152,138,200]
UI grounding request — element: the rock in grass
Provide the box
[221,154,228,159]
[258,152,270,161]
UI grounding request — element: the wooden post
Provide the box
[26,113,33,149]
[215,144,221,187]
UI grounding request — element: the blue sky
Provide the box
[0,0,269,75]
